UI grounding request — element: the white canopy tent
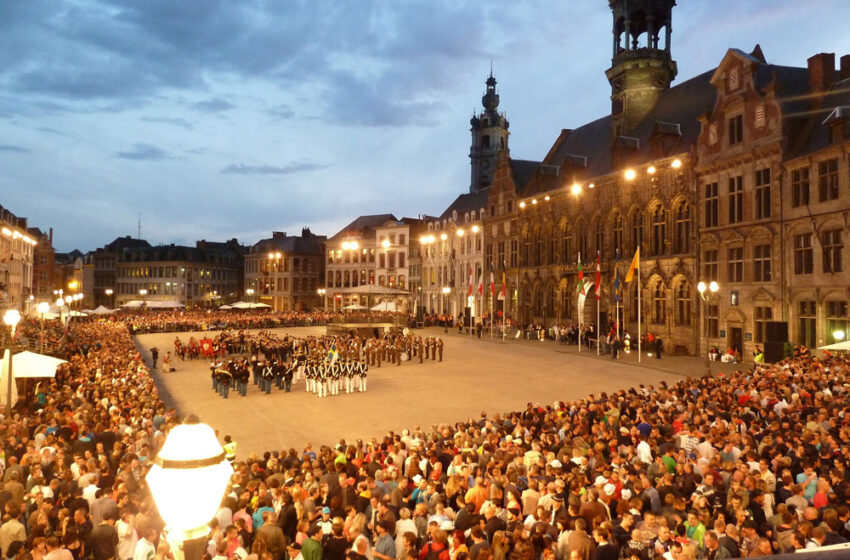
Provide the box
[231,301,271,309]
[120,300,144,308]
[146,300,184,309]
[89,305,115,315]
[219,305,233,310]
[342,304,368,311]
[371,301,398,312]
[0,351,67,378]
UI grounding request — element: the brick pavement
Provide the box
[134,326,744,456]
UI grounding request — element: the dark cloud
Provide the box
[191,98,234,112]
[0,144,31,153]
[221,161,330,175]
[141,116,194,129]
[0,1,502,126]
[116,143,173,161]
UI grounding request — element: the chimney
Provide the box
[841,55,850,81]
[808,53,835,104]
[273,231,286,239]
[49,227,53,244]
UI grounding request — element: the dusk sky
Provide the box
[2,1,848,252]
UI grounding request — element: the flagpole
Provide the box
[637,259,642,364]
[596,297,600,356]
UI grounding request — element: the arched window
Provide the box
[612,213,624,257]
[675,280,691,326]
[674,202,691,254]
[652,281,666,324]
[630,210,644,253]
[651,205,667,256]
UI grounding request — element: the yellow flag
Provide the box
[625,247,640,283]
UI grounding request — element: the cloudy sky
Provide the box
[2,1,848,252]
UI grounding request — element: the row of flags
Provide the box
[467,267,507,300]
[576,247,640,300]
[463,247,641,302]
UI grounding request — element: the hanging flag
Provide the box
[478,270,483,296]
[489,266,496,298]
[613,250,621,302]
[625,247,640,283]
[468,266,473,296]
[594,251,601,301]
[498,271,506,301]
[577,252,585,295]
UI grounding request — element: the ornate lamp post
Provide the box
[105,289,114,308]
[697,280,719,376]
[317,288,326,311]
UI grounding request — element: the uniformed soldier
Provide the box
[283,360,294,392]
[261,361,274,394]
[317,360,327,398]
[358,358,368,392]
[237,359,249,396]
[437,337,444,362]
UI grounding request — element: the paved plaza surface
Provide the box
[134,327,741,456]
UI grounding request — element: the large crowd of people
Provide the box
[121,310,410,335]
[1,310,849,560]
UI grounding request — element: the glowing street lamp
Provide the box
[697,280,720,376]
[146,415,232,560]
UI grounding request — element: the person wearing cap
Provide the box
[318,507,334,535]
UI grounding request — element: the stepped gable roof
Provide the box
[329,214,397,241]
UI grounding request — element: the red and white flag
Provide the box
[594,251,601,300]
[468,266,473,297]
[498,271,506,301]
[478,271,483,296]
[489,268,496,298]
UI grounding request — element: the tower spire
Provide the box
[469,69,509,193]
[606,0,678,138]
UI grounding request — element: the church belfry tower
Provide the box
[605,0,678,137]
[469,71,509,193]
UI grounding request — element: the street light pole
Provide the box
[37,302,49,354]
[697,280,719,376]
[3,309,21,416]
[317,288,326,312]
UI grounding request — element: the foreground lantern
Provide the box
[146,415,232,542]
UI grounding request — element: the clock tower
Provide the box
[606,0,678,138]
[469,70,509,193]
